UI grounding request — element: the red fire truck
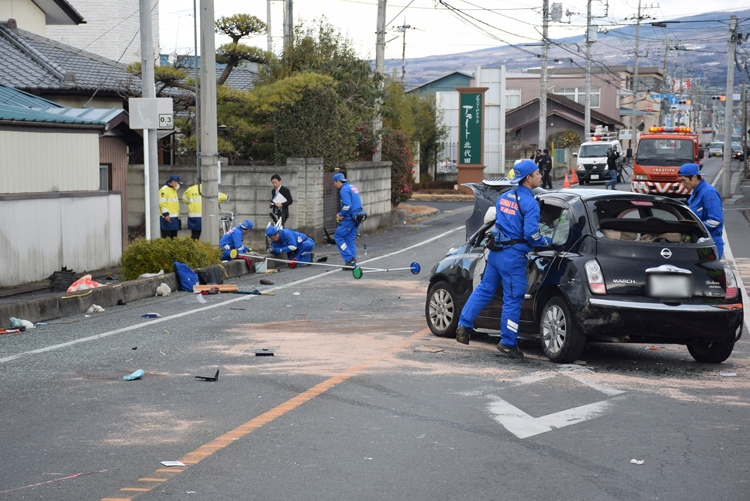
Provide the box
[631,127,704,196]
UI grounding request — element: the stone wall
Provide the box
[344,161,393,232]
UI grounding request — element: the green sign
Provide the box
[459,92,483,164]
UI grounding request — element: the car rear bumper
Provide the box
[572,295,743,344]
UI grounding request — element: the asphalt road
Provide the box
[1,172,749,501]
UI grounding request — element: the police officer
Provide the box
[266,226,315,264]
[455,160,551,358]
[679,163,725,258]
[182,184,228,239]
[159,175,182,238]
[219,219,253,260]
[333,172,365,267]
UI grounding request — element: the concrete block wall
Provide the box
[287,158,325,243]
[345,161,393,232]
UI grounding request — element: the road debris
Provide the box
[293,292,300,295]
[142,313,161,318]
[255,349,274,356]
[196,294,207,304]
[160,461,185,467]
[10,317,35,329]
[195,370,220,381]
[85,305,105,314]
[720,372,737,377]
[630,459,645,465]
[123,369,145,381]
[155,283,172,297]
[139,270,165,279]
[260,279,274,285]
[414,345,444,353]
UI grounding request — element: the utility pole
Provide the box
[397,18,411,85]
[584,0,592,140]
[267,0,273,52]
[283,0,293,52]
[659,41,670,126]
[373,0,386,162]
[629,0,642,151]
[722,15,738,198]
[539,0,549,150]
[139,0,159,240]
[199,0,219,242]
[742,81,747,176]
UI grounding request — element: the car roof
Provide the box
[539,189,686,206]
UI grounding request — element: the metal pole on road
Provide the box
[139,0,160,240]
[722,15,738,198]
[200,0,219,242]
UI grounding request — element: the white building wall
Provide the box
[0,0,47,34]
[46,0,159,65]
[477,66,507,175]
[436,91,459,156]
[0,130,99,193]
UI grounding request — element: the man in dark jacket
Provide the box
[540,149,553,189]
[270,174,293,225]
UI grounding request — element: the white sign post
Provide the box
[129,98,174,239]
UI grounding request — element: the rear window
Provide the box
[710,142,723,148]
[587,199,709,244]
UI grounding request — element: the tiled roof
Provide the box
[0,84,62,108]
[0,103,105,126]
[218,67,258,91]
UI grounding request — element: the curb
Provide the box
[0,260,253,328]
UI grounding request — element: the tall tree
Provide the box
[215,14,269,85]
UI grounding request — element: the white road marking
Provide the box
[0,225,465,365]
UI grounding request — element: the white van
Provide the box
[574,137,623,185]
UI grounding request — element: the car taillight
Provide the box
[724,265,739,299]
[585,259,606,294]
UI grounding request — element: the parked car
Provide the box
[708,141,724,157]
[731,142,744,160]
[425,190,743,363]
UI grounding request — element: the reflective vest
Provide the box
[159,185,180,218]
[182,184,228,218]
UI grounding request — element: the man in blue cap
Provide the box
[219,219,253,260]
[159,175,182,238]
[679,163,724,258]
[455,159,551,358]
[266,226,314,264]
[332,172,365,267]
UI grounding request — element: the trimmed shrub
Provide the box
[120,237,222,281]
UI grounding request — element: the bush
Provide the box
[120,237,222,281]
[382,128,415,207]
[547,129,581,150]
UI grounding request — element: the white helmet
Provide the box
[484,206,497,225]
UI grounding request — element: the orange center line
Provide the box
[101,328,428,501]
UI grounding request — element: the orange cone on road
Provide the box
[562,174,571,188]
[571,169,579,185]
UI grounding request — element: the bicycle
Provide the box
[219,203,235,237]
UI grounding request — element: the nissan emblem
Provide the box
[660,248,672,259]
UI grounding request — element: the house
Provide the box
[0,0,84,35]
[406,71,474,97]
[0,100,122,287]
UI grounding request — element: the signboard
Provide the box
[668,96,679,106]
[645,104,653,112]
[128,97,174,129]
[618,129,632,140]
[650,93,674,99]
[459,92,483,165]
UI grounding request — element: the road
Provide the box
[1,169,749,500]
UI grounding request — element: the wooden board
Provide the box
[192,284,239,292]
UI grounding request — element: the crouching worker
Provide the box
[220,219,253,260]
[266,226,314,264]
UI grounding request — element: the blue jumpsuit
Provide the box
[334,182,363,263]
[687,179,724,258]
[458,186,550,348]
[219,228,249,260]
[270,229,315,263]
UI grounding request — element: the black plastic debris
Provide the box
[48,267,76,292]
[255,349,274,357]
[195,369,219,381]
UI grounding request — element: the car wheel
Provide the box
[426,281,459,337]
[540,296,586,363]
[687,340,735,363]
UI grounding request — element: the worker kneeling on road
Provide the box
[455,160,552,359]
[266,226,314,264]
[220,219,253,260]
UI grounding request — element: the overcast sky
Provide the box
[158,0,747,60]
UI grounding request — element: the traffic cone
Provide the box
[562,173,571,188]
[570,169,579,185]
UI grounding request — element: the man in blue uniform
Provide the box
[266,226,315,264]
[333,172,365,267]
[219,219,253,260]
[455,160,551,358]
[679,163,725,258]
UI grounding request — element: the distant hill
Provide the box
[392,8,750,90]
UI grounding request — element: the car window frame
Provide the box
[537,197,574,249]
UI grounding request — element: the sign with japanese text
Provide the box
[459,92,483,165]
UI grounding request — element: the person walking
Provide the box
[333,172,365,267]
[159,175,182,238]
[678,163,725,258]
[265,226,315,264]
[270,174,293,226]
[455,160,551,358]
[605,148,619,190]
[540,149,553,189]
[182,184,228,240]
[219,219,254,260]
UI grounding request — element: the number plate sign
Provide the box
[646,265,692,299]
[591,174,599,180]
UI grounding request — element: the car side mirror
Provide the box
[698,149,705,159]
[626,148,633,158]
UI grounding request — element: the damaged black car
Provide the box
[426,189,743,364]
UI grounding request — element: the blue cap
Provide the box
[239,219,254,230]
[265,225,279,237]
[678,163,702,177]
[167,175,181,183]
[510,160,538,184]
[332,173,347,182]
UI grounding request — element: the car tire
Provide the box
[687,340,735,363]
[540,296,586,363]
[426,281,459,337]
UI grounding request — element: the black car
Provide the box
[425,189,743,364]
